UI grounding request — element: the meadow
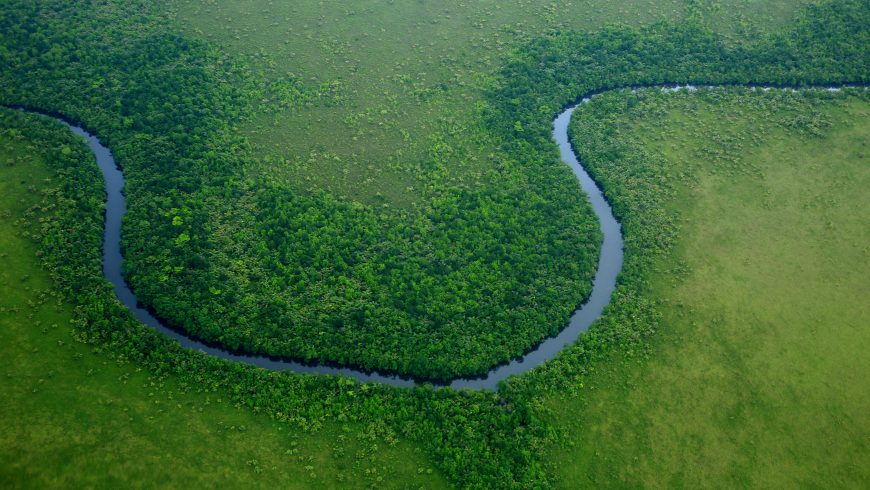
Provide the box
[169,0,808,206]
[545,88,870,488]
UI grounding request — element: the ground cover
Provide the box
[543,88,870,488]
[0,121,447,489]
[169,0,807,206]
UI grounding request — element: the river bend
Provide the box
[12,85,857,390]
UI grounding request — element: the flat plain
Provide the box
[169,0,807,206]
[547,89,870,488]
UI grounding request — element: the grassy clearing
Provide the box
[167,0,806,206]
[545,92,870,487]
[0,134,448,489]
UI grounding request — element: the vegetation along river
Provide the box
[13,85,856,390]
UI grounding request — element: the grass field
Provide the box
[167,0,807,206]
[545,90,870,487]
[0,132,448,489]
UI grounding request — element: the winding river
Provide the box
[13,85,854,390]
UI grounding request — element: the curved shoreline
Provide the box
[9,85,859,390]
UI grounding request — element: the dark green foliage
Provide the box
[1,0,603,380]
[1,0,869,487]
[0,106,549,487]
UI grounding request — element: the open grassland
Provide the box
[0,133,447,489]
[168,0,807,206]
[546,89,870,488]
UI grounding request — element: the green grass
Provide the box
[545,92,870,487]
[0,134,448,489]
[167,0,806,206]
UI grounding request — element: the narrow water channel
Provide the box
[16,86,851,390]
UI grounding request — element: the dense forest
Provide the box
[1,0,868,486]
[0,0,602,380]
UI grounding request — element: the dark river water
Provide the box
[17,85,854,390]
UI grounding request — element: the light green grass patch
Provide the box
[168,0,805,206]
[545,93,870,488]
